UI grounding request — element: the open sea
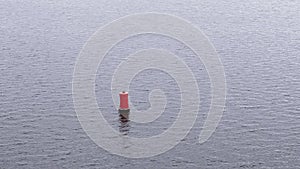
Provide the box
[1,0,299,168]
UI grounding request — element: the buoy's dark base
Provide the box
[118,109,130,113]
[119,109,130,120]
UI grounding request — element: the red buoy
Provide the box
[119,91,129,110]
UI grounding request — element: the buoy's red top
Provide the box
[119,91,129,110]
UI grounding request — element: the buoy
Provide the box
[119,91,129,110]
[119,91,130,120]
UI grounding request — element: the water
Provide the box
[1,0,300,168]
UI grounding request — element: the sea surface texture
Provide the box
[1,0,299,168]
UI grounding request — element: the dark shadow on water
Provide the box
[119,112,130,135]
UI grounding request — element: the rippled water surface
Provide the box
[1,0,300,168]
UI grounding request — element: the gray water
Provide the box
[1,0,300,168]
